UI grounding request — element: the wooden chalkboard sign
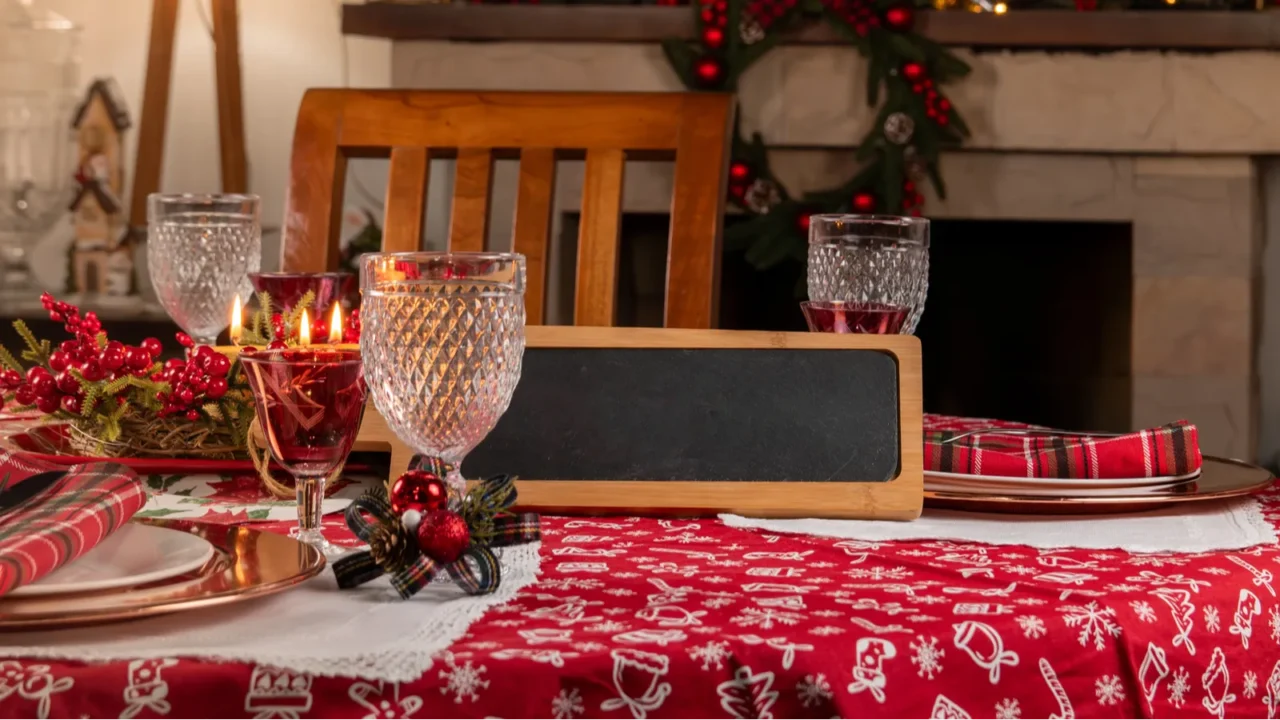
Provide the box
[229,327,922,520]
[466,327,923,520]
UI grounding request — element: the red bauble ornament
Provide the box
[902,62,925,83]
[388,470,450,515]
[852,191,877,213]
[701,26,726,50]
[693,55,726,89]
[728,161,753,183]
[883,4,914,31]
[417,510,471,564]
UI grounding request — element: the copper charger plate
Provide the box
[0,520,325,630]
[924,456,1274,515]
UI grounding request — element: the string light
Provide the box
[994,2,1008,12]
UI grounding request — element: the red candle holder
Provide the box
[240,348,365,556]
[248,272,358,314]
[800,300,909,334]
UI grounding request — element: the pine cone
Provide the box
[368,523,416,572]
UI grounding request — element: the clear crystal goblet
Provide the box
[806,214,930,334]
[147,193,261,346]
[360,251,526,497]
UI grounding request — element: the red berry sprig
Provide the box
[824,0,879,37]
[907,70,952,128]
[151,345,233,420]
[3,294,167,416]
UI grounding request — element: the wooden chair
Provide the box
[281,89,734,328]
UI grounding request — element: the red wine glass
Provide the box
[240,348,366,556]
[806,214,929,334]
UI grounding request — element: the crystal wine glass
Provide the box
[806,214,930,334]
[240,348,366,557]
[360,251,526,497]
[148,193,261,346]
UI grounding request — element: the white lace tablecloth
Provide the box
[721,497,1275,553]
[0,544,541,682]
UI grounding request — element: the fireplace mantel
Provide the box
[343,4,1280,49]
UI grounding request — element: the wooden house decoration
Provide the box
[68,78,134,297]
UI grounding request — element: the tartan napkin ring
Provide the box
[333,469,540,599]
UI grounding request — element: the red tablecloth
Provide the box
[4,492,1280,719]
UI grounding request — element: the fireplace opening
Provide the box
[560,213,1132,433]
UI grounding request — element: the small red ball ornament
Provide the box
[388,470,450,515]
[693,55,726,88]
[902,62,925,83]
[728,161,752,183]
[852,191,877,213]
[701,26,726,50]
[883,4,914,31]
[417,510,471,564]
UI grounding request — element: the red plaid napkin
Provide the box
[923,414,1202,480]
[0,451,148,596]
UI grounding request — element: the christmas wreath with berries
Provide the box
[662,0,969,270]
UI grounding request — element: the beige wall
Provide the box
[27,0,392,292]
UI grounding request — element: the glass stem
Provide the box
[295,473,327,544]
[193,334,219,347]
[445,465,466,502]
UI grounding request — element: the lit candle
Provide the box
[329,304,342,344]
[299,309,311,346]
[230,295,243,346]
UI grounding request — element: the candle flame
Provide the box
[299,309,311,346]
[230,295,243,345]
[329,304,343,343]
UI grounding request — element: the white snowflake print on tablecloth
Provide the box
[846,566,912,581]
[1127,554,1188,568]
[688,641,731,671]
[551,688,585,719]
[1060,602,1122,650]
[1169,667,1191,708]
[1245,670,1259,698]
[1270,606,1280,643]
[994,697,1021,719]
[1013,597,1047,606]
[585,620,629,634]
[1016,615,1046,639]
[438,655,489,704]
[1007,566,1039,576]
[1205,605,1221,632]
[1131,600,1157,623]
[1095,675,1126,705]
[604,588,636,597]
[1201,567,1231,576]
[716,666,779,719]
[703,576,732,584]
[731,607,802,630]
[572,642,608,653]
[796,673,833,709]
[810,626,845,636]
[704,597,735,609]
[1106,583,1143,593]
[910,636,945,679]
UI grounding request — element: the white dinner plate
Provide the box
[11,523,216,597]
[925,468,1202,489]
[924,479,1194,498]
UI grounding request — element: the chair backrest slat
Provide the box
[382,146,430,254]
[574,148,626,327]
[448,147,493,252]
[283,90,733,328]
[512,147,557,325]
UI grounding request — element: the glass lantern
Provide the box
[0,0,80,305]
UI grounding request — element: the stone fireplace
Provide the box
[347,8,1270,460]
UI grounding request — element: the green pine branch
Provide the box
[0,345,21,373]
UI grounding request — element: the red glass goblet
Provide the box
[800,300,909,334]
[240,348,365,556]
[248,272,358,315]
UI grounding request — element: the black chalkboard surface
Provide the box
[466,346,901,483]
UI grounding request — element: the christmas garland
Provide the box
[662,0,969,269]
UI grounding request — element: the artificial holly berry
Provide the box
[206,353,231,377]
[693,55,726,89]
[35,395,59,414]
[61,394,81,415]
[416,510,471,564]
[176,332,194,349]
[13,385,35,406]
[729,161,753,184]
[0,369,20,390]
[882,3,914,31]
[80,361,104,382]
[28,371,54,398]
[389,470,450,516]
[701,26,726,50]
[902,61,925,83]
[206,377,229,399]
[141,337,163,358]
[185,409,200,421]
[795,210,813,235]
[852,191,877,213]
[267,340,288,351]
